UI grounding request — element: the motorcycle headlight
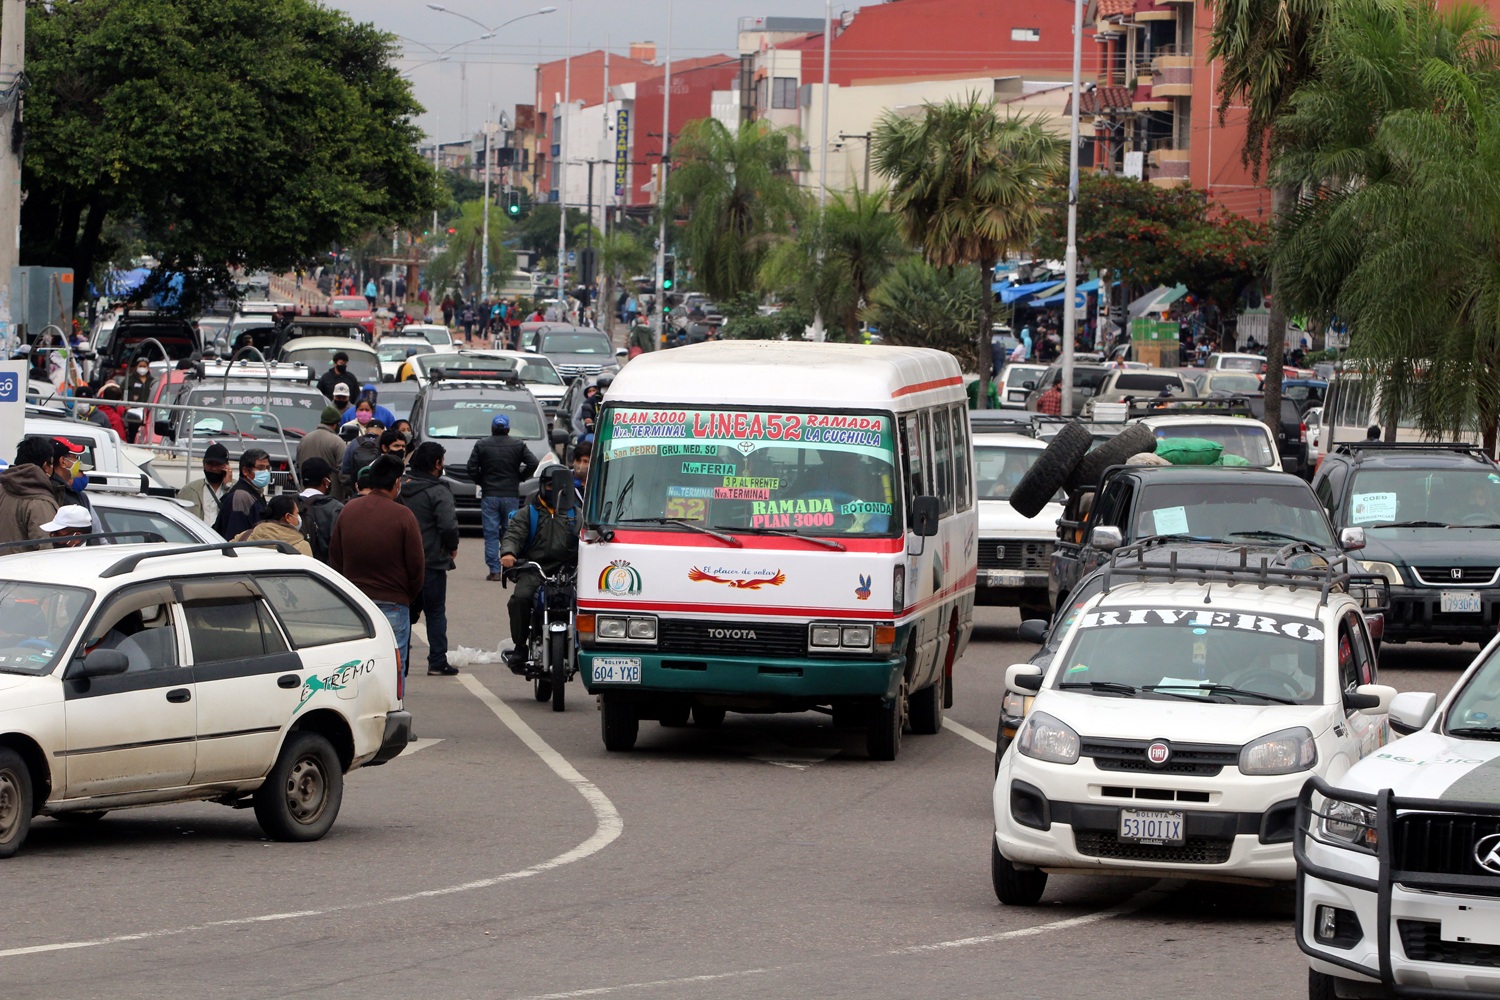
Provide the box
[1321,799,1378,851]
[1358,560,1404,586]
[1017,711,1080,764]
[1239,727,1318,775]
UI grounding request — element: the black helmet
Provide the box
[595,376,614,391]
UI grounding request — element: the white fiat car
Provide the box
[993,554,1394,904]
[0,541,410,858]
[974,433,1064,619]
[1297,635,1500,998]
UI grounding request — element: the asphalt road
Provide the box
[0,537,1476,1000]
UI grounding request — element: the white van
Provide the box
[577,342,978,760]
[1317,372,1480,465]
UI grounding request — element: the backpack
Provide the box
[348,435,381,474]
[520,502,577,552]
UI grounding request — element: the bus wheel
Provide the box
[601,696,638,752]
[867,681,906,761]
[910,675,944,736]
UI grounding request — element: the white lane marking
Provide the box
[943,718,997,754]
[513,881,1172,1000]
[0,677,621,961]
[398,738,444,756]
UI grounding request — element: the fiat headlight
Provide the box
[1321,799,1378,851]
[1239,727,1317,775]
[1358,560,1404,586]
[1017,711,1080,764]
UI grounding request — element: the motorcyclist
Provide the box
[499,466,578,674]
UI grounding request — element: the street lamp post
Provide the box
[1060,0,1085,416]
[557,0,572,313]
[654,0,674,345]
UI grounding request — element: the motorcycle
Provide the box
[503,560,578,711]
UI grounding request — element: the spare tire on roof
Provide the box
[1009,421,1092,518]
[1066,422,1158,491]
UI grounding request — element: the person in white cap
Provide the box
[40,505,92,547]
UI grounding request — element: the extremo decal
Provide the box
[295,658,375,713]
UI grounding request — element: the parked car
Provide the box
[975,433,1064,618]
[0,540,411,858]
[1023,362,1111,414]
[996,363,1048,409]
[993,548,1394,904]
[1081,369,1197,417]
[1136,403,1284,472]
[1312,441,1500,645]
[89,492,223,544]
[1296,634,1500,998]
[1205,352,1268,373]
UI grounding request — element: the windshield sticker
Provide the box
[608,407,894,452]
[723,476,779,489]
[683,462,736,476]
[1076,608,1325,642]
[667,486,715,499]
[841,501,892,515]
[665,497,707,520]
[1152,505,1190,535]
[605,444,658,461]
[451,401,520,410]
[659,444,717,456]
[715,487,770,500]
[688,566,787,589]
[1351,492,1399,524]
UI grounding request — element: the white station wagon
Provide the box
[0,540,410,857]
[994,550,1394,904]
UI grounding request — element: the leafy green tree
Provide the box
[866,258,985,371]
[1032,174,1269,324]
[20,0,440,308]
[1273,0,1500,447]
[1206,0,1333,427]
[717,294,813,341]
[760,188,909,340]
[591,229,655,334]
[512,204,589,272]
[872,95,1064,405]
[664,118,808,301]
[425,200,515,299]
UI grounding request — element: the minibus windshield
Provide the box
[591,406,902,537]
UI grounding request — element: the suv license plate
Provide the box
[1441,591,1483,614]
[1118,809,1185,845]
[592,657,642,684]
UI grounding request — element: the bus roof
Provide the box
[609,341,965,409]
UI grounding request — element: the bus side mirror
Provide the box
[910,496,940,537]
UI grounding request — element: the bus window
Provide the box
[933,407,954,515]
[901,413,925,506]
[951,405,972,512]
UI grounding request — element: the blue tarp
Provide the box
[995,279,1056,303]
[1029,278,1112,307]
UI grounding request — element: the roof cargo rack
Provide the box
[1332,441,1489,457]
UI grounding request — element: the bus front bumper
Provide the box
[579,649,905,702]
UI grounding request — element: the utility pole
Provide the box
[654,0,674,344]
[555,0,572,312]
[837,132,872,193]
[431,109,440,246]
[0,0,25,346]
[480,105,493,298]
[818,0,832,209]
[1060,0,1085,416]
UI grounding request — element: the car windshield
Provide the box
[332,297,367,312]
[1135,481,1336,546]
[417,354,516,379]
[976,445,1061,503]
[1446,643,1500,737]
[514,359,563,386]
[377,342,435,363]
[1004,367,1043,388]
[424,396,544,440]
[0,582,93,675]
[1152,422,1277,466]
[591,406,902,538]
[1347,468,1500,527]
[282,347,380,385]
[94,503,206,544]
[182,388,324,439]
[540,332,611,355]
[1207,374,1261,393]
[411,327,451,346]
[1115,373,1184,392]
[376,384,420,421]
[1218,356,1263,372]
[1054,606,1325,703]
[116,326,196,360]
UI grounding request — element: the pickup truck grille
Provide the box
[978,540,1052,571]
[1081,738,1239,776]
[1393,814,1500,893]
[656,619,807,658]
[1399,920,1500,966]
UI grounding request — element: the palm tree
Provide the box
[593,228,655,335]
[664,118,808,301]
[871,94,1064,406]
[1205,0,1334,431]
[760,187,909,339]
[425,199,513,299]
[1272,0,1500,448]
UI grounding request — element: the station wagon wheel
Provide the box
[991,835,1047,905]
[253,732,344,842]
[0,748,34,859]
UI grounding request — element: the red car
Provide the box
[331,295,376,337]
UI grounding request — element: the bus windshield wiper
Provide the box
[1145,682,1298,705]
[1058,680,1137,697]
[614,517,742,547]
[714,524,846,551]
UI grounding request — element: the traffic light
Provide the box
[506,191,521,217]
[662,253,676,291]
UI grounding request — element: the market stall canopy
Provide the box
[1129,284,1188,318]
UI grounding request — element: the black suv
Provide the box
[94,311,199,371]
[1049,464,1347,611]
[1311,442,1500,644]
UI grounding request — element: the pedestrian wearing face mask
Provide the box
[120,358,153,443]
[317,352,353,402]
[213,448,271,538]
[179,442,233,524]
[233,494,311,556]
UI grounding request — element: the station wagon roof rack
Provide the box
[1332,441,1490,458]
[0,531,166,556]
[100,539,301,578]
[1129,396,1254,419]
[1099,540,1386,611]
[428,368,523,386]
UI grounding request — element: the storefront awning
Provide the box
[994,279,1057,303]
[1128,284,1188,318]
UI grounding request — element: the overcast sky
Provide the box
[329,0,836,142]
